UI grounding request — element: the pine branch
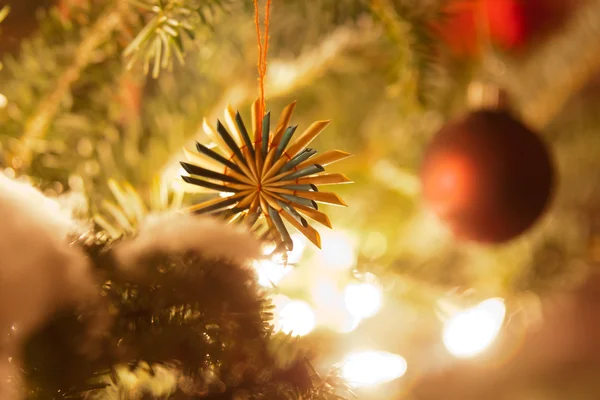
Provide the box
[499,0,600,129]
[163,22,380,174]
[21,218,349,400]
[124,0,231,78]
[0,5,9,70]
[370,0,446,107]
[0,5,8,24]
[10,0,129,168]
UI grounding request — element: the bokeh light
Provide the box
[334,311,361,333]
[320,231,356,270]
[253,259,292,287]
[341,351,408,388]
[261,242,277,255]
[278,300,316,337]
[310,279,340,305]
[314,300,361,333]
[269,294,292,310]
[443,298,506,358]
[361,231,388,259]
[344,283,383,319]
[288,233,307,264]
[310,279,359,332]
[0,93,7,109]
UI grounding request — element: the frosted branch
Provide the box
[113,213,261,270]
[13,0,129,167]
[0,176,98,400]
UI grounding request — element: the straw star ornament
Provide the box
[180,99,352,251]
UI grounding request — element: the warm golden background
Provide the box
[2,0,600,399]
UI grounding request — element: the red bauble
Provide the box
[434,0,573,57]
[420,109,555,244]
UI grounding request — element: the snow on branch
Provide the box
[0,175,98,400]
[113,213,261,270]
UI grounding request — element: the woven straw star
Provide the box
[180,99,352,250]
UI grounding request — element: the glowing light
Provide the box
[253,259,292,287]
[341,351,407,388]
[278,300,315,337]
[170,176,184,192]
[313,295,360,334]
[268,62,299,89]
[161,165,186,187]
[362,231,388,259]
[344,283,382,319]
[310,279,339,305]
[0,93,7,109]
[269,294,291,310]
[321,231,356,270]
[443,298,506,358]
[261,242,277,255]
[288,233,307,264]
[333,311,361,334]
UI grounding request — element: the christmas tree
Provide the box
[1,0,600,399]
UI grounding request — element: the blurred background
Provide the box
[2,0,600,399]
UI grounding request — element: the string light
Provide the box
[288,233,307,264]
[443,298,506,358]
[341,351,408,388]
[277,300,315,337]
[320,231,356,270]
[261,242,277,255]
[333,311,361,334]
[344,283,382,319]
[253,259,292,287]
[253,234,306,288]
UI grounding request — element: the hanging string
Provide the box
[470,0,508,110]
[475,0,493,58]
[253,0,271,122]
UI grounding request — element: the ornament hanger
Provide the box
[180,0,352,250]
[470,0,510,109]
[253,0,272,127]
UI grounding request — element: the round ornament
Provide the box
[420,109,555,244]
[435,0,574,57]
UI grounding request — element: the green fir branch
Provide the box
[0,5,9,26]
[22,233,350,400]
[124,0,230,78]
[370,0,448,107]
[0,5,9,70]
[8,0,128,168]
